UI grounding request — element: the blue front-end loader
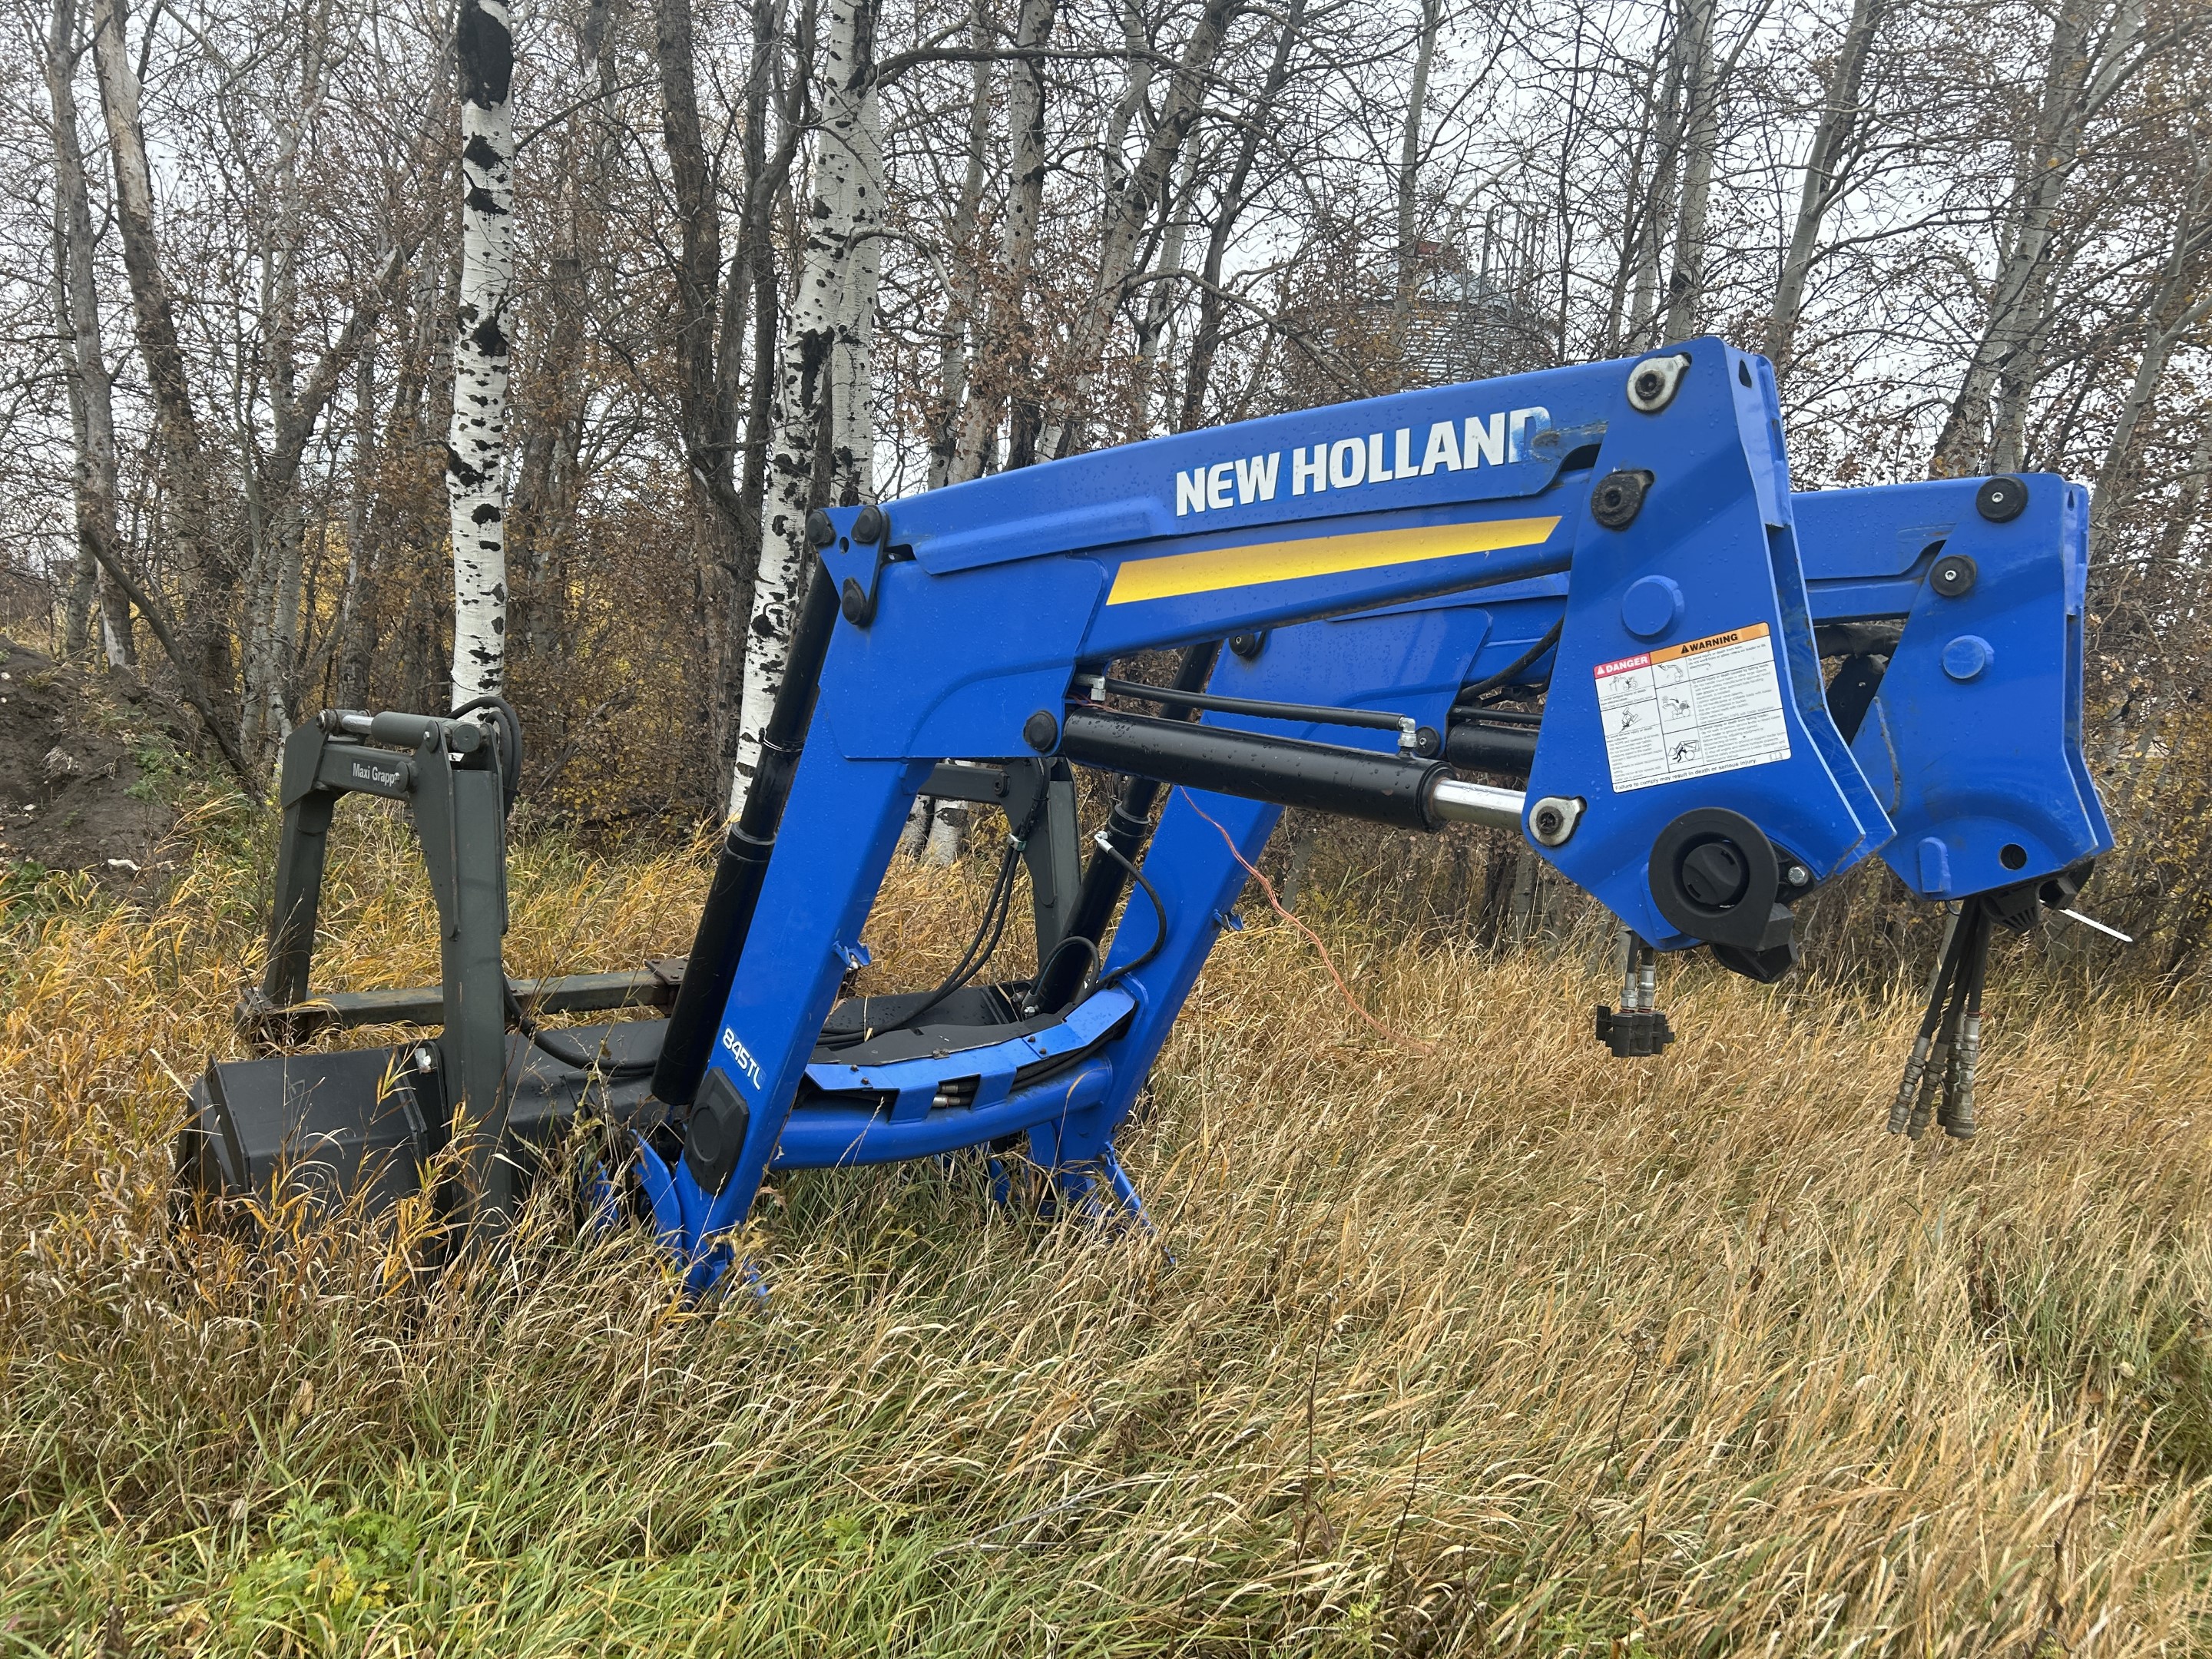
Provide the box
[182,339,2113,1293]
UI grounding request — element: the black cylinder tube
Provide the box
[1057,707,1452,832]
[654,560,844,1107]
[1035,644,1218,1010]
[1444,720,1538,778]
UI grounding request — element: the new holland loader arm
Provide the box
[1061,471,2111,1162]
[635,338,2065,1289]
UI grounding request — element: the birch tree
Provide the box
[90,0,230,705]
[1031,0,1243,463]
[2088,146,2212,540]
[447,0,517,706]
[40,0,129,667]
[1392,0,1444,333]
[738,0,880,813]
[1658,0,1720,343]
[1929,0,2150,477]
[925,0,993,491]
[948,0,1056,482]
[1763,0,1886,373]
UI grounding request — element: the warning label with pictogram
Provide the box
[1592,621,1792,793]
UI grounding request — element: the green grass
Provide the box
[3,814,2209,1654]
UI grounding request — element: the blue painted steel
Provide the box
[1818,477,2111,898]
[777,988,1134,1165]
[624,338,2108,1290]
[1525,345,1889,945]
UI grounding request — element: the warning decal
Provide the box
[1593,621,1791,793]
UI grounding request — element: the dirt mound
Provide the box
[0,636,184,884]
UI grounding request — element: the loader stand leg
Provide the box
[413,740,515,1233]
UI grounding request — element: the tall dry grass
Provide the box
[2,803,2209,1655]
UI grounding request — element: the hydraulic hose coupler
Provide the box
[1942,1014,1982,1140]
[1888,1035,1931,1134]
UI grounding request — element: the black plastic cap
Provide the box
[1591,469,1652,529]
[683,1068,751,1197]
[1975,475,2028,524]
[806,508,837,548]
[1022,710,1059,753]
[1931,552,1979,599]
[852,503,887,545]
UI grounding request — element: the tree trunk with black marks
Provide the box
[1625,10,1693,349]
[239,0,336,763]
[1660,0,1720,345]
[926,0,992,490]
[2091,163,2212,541]
[1179,0,1302,429]
[949,0,1055,482]
[1391,0,1442,339]
[1931,0,2147,478]
[448,0,517,707]
[738,0,880,814]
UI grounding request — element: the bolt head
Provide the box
[1534,806,1563,834]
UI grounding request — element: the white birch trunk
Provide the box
[1133,137,1204,431]
[1625,20,1692,348]
[240,9,327,760]
[44,0,128,667]
[926,0,992,492]
[2091,169,2212,538]
[1660,0,1720,344]
[735,0,880,816]
[1391,0,1442,335]
[447,0,517,707]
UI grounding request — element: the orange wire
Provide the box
[1175,787,1434,1056]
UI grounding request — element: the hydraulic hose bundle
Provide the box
[1888,900,1994,1140]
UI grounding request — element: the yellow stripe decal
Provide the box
[1105,515,1564,605]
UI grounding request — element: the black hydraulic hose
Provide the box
[1455,619,1562,707]
[652,546,846,1108]
[449,694,524,816]
[825,782,1048,1047]
[1023,935,1100,1015]
[506,981,657,1078]
[1033,641,1220,1012]
[1089,834,1169,995]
